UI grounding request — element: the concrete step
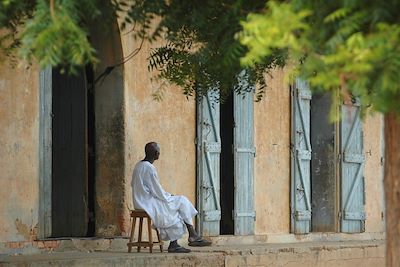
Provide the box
[1,251,226,267]
[0,240,385,267]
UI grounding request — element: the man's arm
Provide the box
[146,171,172,203]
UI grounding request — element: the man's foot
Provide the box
[168,240,191,253]
[167,245,191,253]
[188,237,212,247]
[185,224,212,246]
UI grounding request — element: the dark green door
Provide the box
[52,68,88,237]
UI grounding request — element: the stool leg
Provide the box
[147,217,153,253]
[156,229,163,252]
[128,216,136,253]
[138,217,143,252]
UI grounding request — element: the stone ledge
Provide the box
[209,232,385,246]
[0,237,128,255]
[0,233,385,255]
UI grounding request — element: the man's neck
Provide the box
[142,157,154,164]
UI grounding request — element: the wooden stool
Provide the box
[127,210,163,253]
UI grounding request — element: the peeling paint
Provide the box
[14,219,30,240]
[0,61,39,242]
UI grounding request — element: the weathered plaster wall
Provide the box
[254,68,291,235]
[90,22,126,237]
[0,62,40,241]
[0,45,384,244]
[120,31,196,229]
[253,68,385,235]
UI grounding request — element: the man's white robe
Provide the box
[131,161,198,241]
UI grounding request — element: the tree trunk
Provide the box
[384,113,400,267]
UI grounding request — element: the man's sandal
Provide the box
[188,237,212,247]
[167,245,191,253]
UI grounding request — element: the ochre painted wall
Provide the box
[253,68,385,235]
[120,32,197,222]
[254,68,291,235]
[90,22,126,237]
[0,32,385,243]
[0,62,40,241]
[364,114,385,233]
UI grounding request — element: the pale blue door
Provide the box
[340,99,365,233]
[197,91,221,236]
[291,78,312,234]
[233,72,256,235]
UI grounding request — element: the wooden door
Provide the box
[197,91,221,236]
[233,72,256,235]
[340,99,365,233]
[291,78,312,234]
[52,68,88,237]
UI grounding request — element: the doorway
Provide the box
[310,92,337,232]
[51,66,95,237]
[197,88,255,237]
[220,92,234,235]
[292,80,365,234]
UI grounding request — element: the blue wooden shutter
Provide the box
[340,99,365,233]
[291,78,312,234]
[233,71,256,235]
[197,90,221,236]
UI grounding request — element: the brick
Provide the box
[36,241,45,249]
[45,240,60,249]
[6,242,19,249]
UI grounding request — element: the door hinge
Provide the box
[234,147,256,157]
[294,210,311,221]
[232,210,256,221]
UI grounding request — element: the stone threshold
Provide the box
[210,232,385,245]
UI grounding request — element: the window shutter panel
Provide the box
[291,78,312,234]
[233,71,256,235]
[340,99,365,233]
[197,91,221,236]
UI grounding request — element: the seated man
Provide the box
[131,142,211,253]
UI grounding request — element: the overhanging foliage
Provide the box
[1,0,400,112]
[240,0,400,116]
